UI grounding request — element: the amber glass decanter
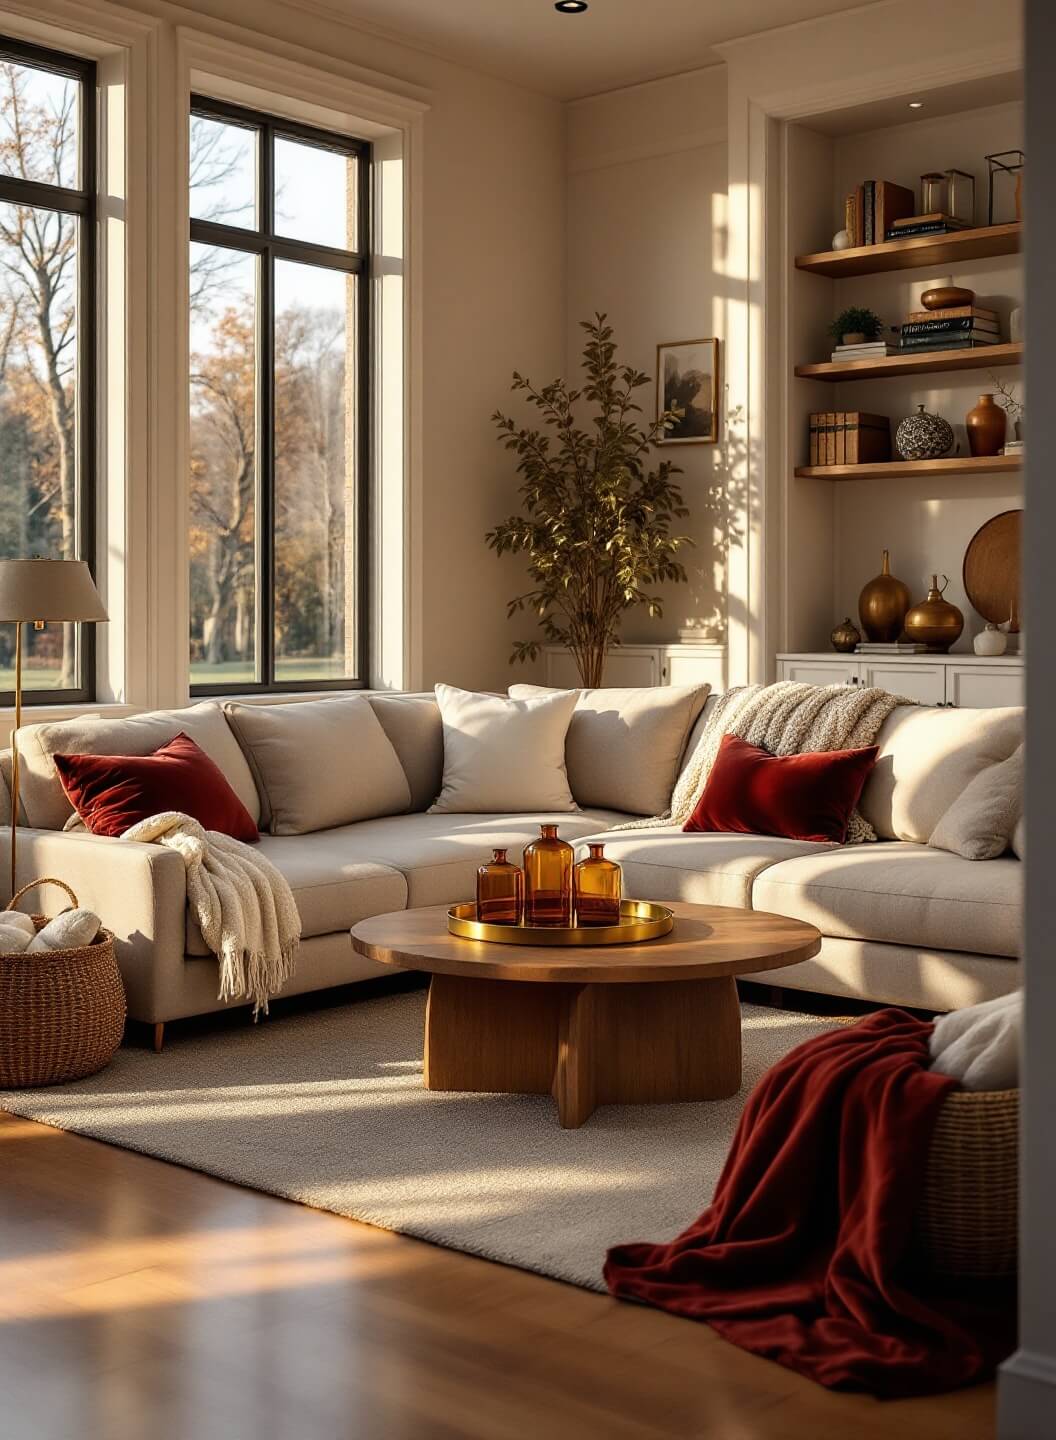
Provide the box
[523,824,574,927]
[574,843,622,927]
[476,848,524,925]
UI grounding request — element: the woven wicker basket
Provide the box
[0,878,125,1089]
[917,1087,1019,1277]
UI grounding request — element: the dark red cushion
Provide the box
[53,732,259,843]
[683,733,879,844]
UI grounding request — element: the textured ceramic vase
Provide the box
[830,617,861,653]
[904,575,964,652]
[974,623,1008,657]
[476,848,523,925]
[966,393,1007,458]
[895,404,955,461]
[858,550,911,643]
[523,825,574,927]
[573,843,622,927]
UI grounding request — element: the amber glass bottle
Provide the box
[574,843,622,926]
[476,848,523,925]
[523,824,574,927]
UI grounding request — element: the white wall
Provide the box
[565,68,729,646]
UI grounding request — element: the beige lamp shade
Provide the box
[0,558,107,623]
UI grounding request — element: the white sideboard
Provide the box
[776,653,1023,708]
[544,644,727,691]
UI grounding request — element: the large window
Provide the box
[0,37,95,703]
[189,97,371,694]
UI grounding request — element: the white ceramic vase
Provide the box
[973,624,1008,657]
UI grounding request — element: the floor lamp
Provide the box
[0,559,108,896]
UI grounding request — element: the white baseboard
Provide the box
[998,1349,1056,1438]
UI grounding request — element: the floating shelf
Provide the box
[795,341,1023,382]
[794,455,1022,482]
[794,222,1022,278]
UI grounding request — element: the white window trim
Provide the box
[175,27,428,702]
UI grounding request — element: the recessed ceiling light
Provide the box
[555,1,588,12]
[908,101,925,109]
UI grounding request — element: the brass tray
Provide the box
[447,899,673,947]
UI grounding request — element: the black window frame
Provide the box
[189,94,372,697]
[0,34,97,708]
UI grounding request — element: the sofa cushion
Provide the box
[578,827,834,910]
[368,693,443,811]
[752,843,1021,958]
[683,734,878,844]
[429,684,577,814]
[225,696,411,834]
[15,702,260,832]
[228,810,627,916]
[509,683,708,815]
[55,732,259,842]
[929,744,1023,861]
[188,844,407,948]
[859,705,1024,844]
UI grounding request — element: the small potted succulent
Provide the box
[828,306,883,347]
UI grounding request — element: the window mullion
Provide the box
[260,124,276,690]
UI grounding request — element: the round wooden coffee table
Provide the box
[351,902,821,1128]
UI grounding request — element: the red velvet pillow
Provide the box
[54,732,259,842]
[683,734,879,844]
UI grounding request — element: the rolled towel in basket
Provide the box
[0,912,36,953]
[26,908,102,954]
[929,990,1021,1092]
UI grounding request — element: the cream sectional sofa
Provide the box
[0,690,1022,1028]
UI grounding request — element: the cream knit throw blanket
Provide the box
[122,812,301,1016]
[617,681,907,843]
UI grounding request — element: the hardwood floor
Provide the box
[0,1111,995,1440]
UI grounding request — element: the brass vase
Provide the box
[966,393,1007,458]
[830,617,861,653]
[858,549,911,642]
[903,575,964,652]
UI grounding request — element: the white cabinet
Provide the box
[857,660,946,706]
[776,654,1023,709]
[544,644,726,691]
[945,662,1024,709]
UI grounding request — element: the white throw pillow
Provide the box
[225,697,411,835]
[429,684,577,814]
[509,683,709,815]
[929,743,1023,861]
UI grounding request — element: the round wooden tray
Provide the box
[447,899,673,946]
[963,508,1022,626]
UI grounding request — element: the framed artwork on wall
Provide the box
[656,338,720,444]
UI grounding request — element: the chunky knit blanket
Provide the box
[122,812,300,1016]
[618,681,907,843]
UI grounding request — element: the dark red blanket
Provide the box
[604,1009,1016,1397]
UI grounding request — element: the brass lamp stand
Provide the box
[0,559,108,896]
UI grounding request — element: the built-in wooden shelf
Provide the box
[795,341,1023,382]
[794,454,1022,482]
[794,222,1022,278]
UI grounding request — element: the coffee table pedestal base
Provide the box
[424,973,741,1128]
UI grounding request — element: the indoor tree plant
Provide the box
[487,315,692,687]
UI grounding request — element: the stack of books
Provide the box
[808,412,891,466]
[843,181,915,246]
[830,340,897,362]
[855,641,928,654]
[884,212,973,241]
[898,304,1001,353]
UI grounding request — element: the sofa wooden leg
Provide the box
[153,1023,165,1054]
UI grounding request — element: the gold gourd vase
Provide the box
[858,549,911,642]
[903,575,964,653]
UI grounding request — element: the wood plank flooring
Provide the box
[0,1111,995,1440]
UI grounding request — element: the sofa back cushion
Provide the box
[859,704,1024,844]
[430,684,577,814]
[15,702,260,831]
[367,693,443,812]
[509,683,709,815]
[225,696,411,834]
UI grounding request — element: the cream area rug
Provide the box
[1,991,834,1292]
